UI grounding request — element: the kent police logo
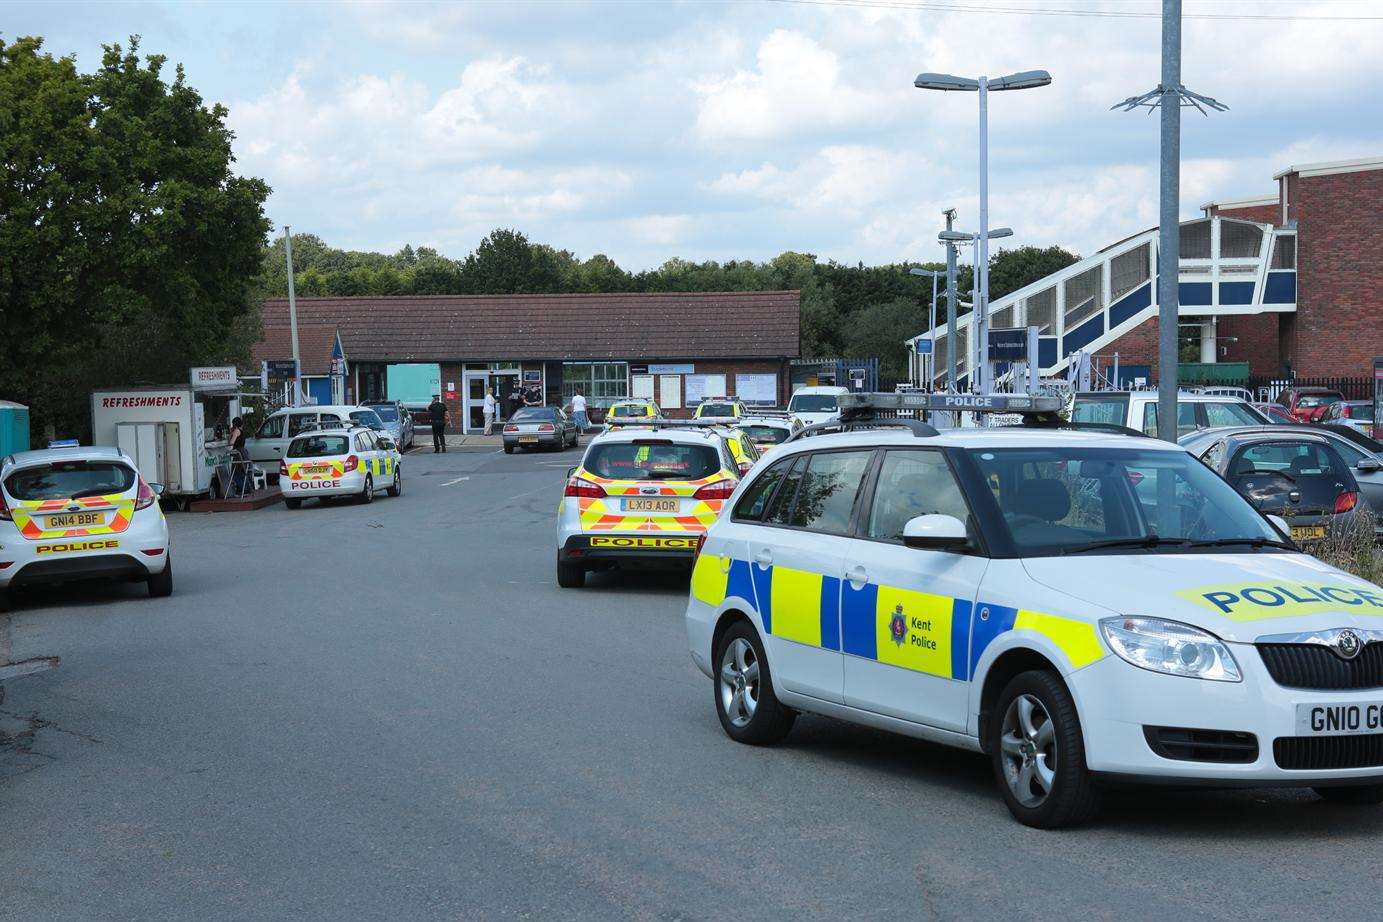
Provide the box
[890,604,908,646]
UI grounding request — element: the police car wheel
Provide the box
[284,498,302,509]
[147,556,173,598]
[387,470,402,497]
[991,670,1101,829]
[359,475,374,504]
[1314,784,1383,805]
[556,560,585,588]
[714,622,795,745]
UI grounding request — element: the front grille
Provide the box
[1274,734,1383,770]
[1256,642,1383,690]
[1144,726,1258,764]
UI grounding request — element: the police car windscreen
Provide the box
[740,425,788,444]
[788,394,837,412]
[965,446,1280,555]
[288,435,350,458]
[5,461,136,501]
[699,404,735,417]
[369,406,400,422]
[586,443,720,481]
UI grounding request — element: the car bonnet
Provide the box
[1022,552,1383,643]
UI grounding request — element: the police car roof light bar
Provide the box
[836,392,1064,415]
[604,418,725,429]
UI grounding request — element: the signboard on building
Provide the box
[648,363,695,375]
[189,366,238,390]
[523,369,542,383]
[266,360,299,379]
[735,374,777,405]
[914,338,933,355]
[987,328,1029,361]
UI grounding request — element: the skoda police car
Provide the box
[686,392,1383,828]
[1,446,172,607]
[557,420,742,588]
[279,425,402,508]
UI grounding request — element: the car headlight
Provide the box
[1098,616,1241,682]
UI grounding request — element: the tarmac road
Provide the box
[3,444,1382,921]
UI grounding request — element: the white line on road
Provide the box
[441,476,471,486]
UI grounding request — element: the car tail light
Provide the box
[504,424,518,433]
[345,454,359,472]
[1334,491,1359,514]
[538,424,555,432]
[564,475,606,498]
[693,533,707,561]
[134,477,157,511]
[1342,405,1353,418]
[279,459,290,477]
[694,480,736,500]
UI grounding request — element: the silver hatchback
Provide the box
[502,406,579,453]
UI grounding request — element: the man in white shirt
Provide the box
[483,389,497,435]
[571,391,588,432]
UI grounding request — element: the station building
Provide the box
[250,291,800,432]
[913,155,1383,387]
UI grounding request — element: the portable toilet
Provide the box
[0,401,31,455]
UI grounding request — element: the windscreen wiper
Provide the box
[1061,535,1191,555]
[1186,537,1296,550]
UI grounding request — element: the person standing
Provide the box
[571,390,589,432]
[228,416,248,495]
[429,394,448,453]
[508,382,525,417]
[483,388,497,435]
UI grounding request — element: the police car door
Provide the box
[840,448,987,732]
[745,449,874,704]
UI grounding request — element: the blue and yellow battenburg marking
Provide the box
[692,554,1103,677]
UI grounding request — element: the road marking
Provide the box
[441,476,471,486]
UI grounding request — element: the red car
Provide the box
[1252,402,1296,424]
[1276,387,1343,423]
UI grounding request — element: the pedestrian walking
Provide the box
[483,388,497,435]
[429,394,448,453]
[571,390,589,432]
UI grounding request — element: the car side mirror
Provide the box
[1357,458,1382,474]
[902,514,969,550]
[1266,514,1290,537]
[149,482,165,496]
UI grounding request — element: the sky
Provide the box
[8,0,1383,270]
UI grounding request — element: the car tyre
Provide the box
[284,498,302,509]
[147,556,173,598]
[556,559,585,588]
[714,621,795,745]
[359,474,374,504]
[387,469,402,497]
[0,587,11,612]
[989,669,1102,828]
[504,444,514,454]
[1314,784,1383,805]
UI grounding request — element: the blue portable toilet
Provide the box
[0,401,31,455]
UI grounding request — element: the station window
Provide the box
[561,362,628,408]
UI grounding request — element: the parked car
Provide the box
[603,400,662,429]
[363,400,415,451]
[1188,431,1370,545]
[1252,402,1296,424]
[1276,386,1344,423]
[732,415,803,457]
[1319,399,1377,439]
[404,401,433,430]
[786,385,850,426]
[1182,424,1383,538]
[503,406,579,453]
[693,399,748,420]
[1070,391,1268,438]
[245,405,366,470]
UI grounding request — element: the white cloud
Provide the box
[621,214,694,247]
[706,145,908,214]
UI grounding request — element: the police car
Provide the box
[686,393,1383,827]
[1,446,171,608]
[279,425,402,508]
[694,399,748,421]
[733,415,803,457]
[556,420,743,588]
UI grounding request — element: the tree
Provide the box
[0,36,271,438]
[988,245,1080,300]
[838,298,927,382]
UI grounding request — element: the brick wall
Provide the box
[1101,317,1161,369]
[1292,168,1383,377]
[1208,202,1279,226]
[647,359,790,418]
[1217,314,1282,377]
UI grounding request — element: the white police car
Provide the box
[686,393,1383,827]
[279,425,402,508]
[1,446,171,608]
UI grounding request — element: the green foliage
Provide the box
[258,234,1077,382]
[0,35,271,439]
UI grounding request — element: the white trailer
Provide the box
[91,376,243,505]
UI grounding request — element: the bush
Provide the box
[1310,511,1382,584]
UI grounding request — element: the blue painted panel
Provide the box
[1179,282,1213,306]
[1109,281,1152,327]
[751,564,773,633]
[1062,312,1105,356]
[967,603,1018,679]
[1264,271,1297,304]
[949,598,974,680]
[1038,337,1058,369]
[841,582,878,659]
[307,377,333,405]
[726,558,755,607]
[819,575,842,652]
[1219,281,1255,305]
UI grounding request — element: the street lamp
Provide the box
[909,267,944,386]
[915,69,1050,394]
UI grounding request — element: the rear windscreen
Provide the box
[5,461,136,501]
[288,435,350,458]
[788,395,838,413]
[1298,394,1340,408]
[698,404,735,417]
[369,406,400,422]
[740,425,789,444]
[585,442,720,481]
[1229,442,1352,513]
[611,405,651,417]
[1071,395,1129,425]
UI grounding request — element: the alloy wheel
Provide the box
[1000,693,1057,808]
[718,637,760,728]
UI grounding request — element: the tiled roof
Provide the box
[251,292,800,367]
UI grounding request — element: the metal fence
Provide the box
[1248,376,1375,402]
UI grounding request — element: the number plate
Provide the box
[623,498,678,513]
[519,436,539,444]
[45,512,104,528]
[1296,702,1383,736]
[1291,525,1326,541]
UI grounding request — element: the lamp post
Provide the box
[915,70,1050,395]
[939,227,1012,391]
[909,267,944,386]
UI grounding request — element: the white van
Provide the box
[786,386,851,426]
[1071,391,1268,437]
[245,405,385,469]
